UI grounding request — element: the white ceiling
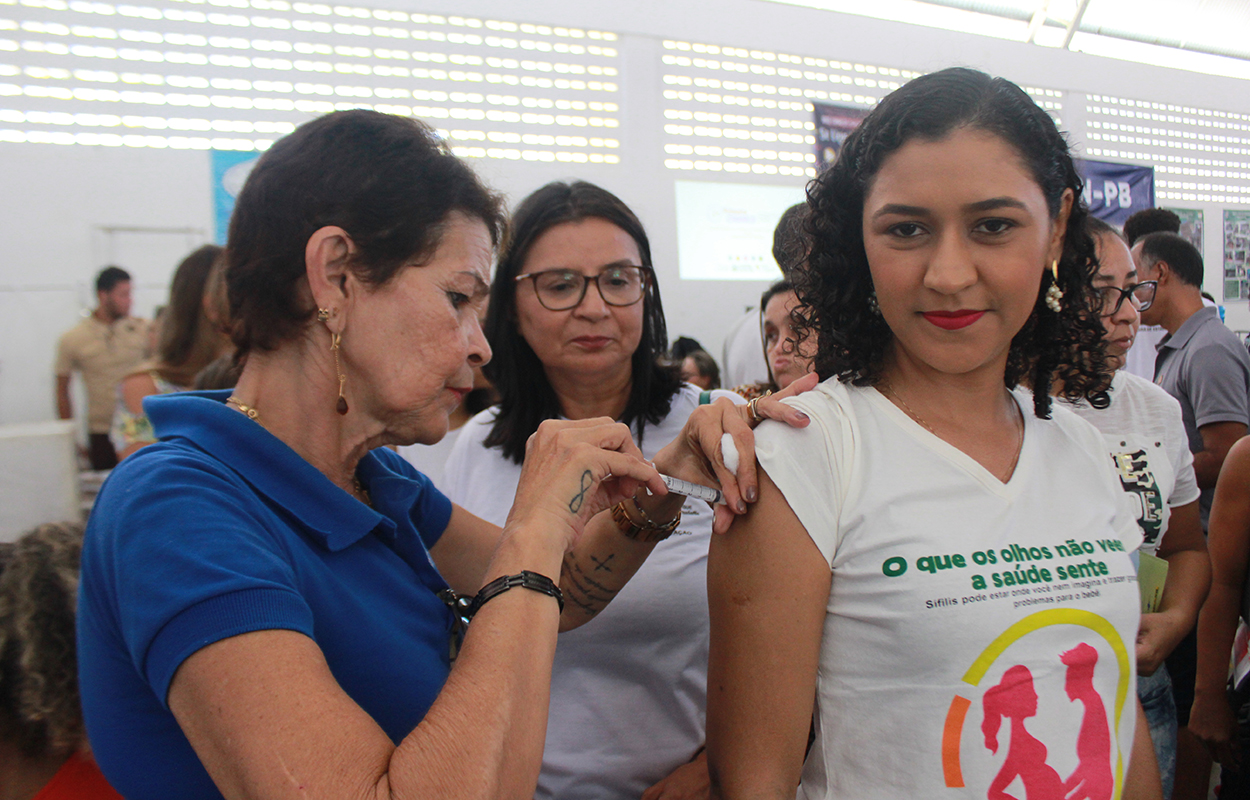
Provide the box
[764,0,1250,78]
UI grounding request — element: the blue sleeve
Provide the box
[86,454,315,708]
[373,447,454,549]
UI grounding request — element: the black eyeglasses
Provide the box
[1097,281,1157,317]
[515,265,650,311]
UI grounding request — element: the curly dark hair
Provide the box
[0,522,86,759]
[483,181,682,463]
[797,67,1109,418]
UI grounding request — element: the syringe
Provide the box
[659,473,726,505]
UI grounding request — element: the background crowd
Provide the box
[3,65,1250,800]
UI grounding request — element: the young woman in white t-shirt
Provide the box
[706,67,1163,799]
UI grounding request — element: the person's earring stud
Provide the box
[317,307,331,323]
[331,332,348,415]
[867,291,880,315]
[1045,260,1064,313]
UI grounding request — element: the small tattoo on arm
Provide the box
[591,554,615,572]
[568,470,593,513]
[560,553,620,616]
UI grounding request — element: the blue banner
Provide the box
[211,150,261,244]
[1076,159,1154,228]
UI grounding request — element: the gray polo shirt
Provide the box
[1154,305,1250,528]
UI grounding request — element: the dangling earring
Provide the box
[867,290,881,315]
[331,332,348,415]
[1045,260,1064,313]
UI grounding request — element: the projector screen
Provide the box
[674,178,804,281]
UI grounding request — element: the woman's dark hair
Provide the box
[484,180,682,463]
[761,280,795,316]
[798,67,1109,418]
[683,350,721,390]
[155,244,227,386]
[0,522,85,759]
[227,110,504,355]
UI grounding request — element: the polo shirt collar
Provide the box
[145,390,389,552]
[1158,305,1219,353]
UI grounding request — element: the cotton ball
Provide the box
[721,433,740,475]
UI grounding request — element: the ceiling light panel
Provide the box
[1084,93,1250,206]
[660,38,1063,178]
[0,0,622,161]
[660,38,914,178]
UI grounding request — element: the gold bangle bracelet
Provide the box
[610,498,680,543]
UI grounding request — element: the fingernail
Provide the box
[746,487,758,502]
[795,412,809,422]
[737,500,747,514]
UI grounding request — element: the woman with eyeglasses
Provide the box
[443,180,811,800]
[1056,216,1210,797]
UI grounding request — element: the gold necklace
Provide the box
[226,395,260,421]
[879,381,1024,482]
[225,395,372,506]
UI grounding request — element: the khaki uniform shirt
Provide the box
[55,315,149,433]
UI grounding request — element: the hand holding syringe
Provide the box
[656,434,740,506]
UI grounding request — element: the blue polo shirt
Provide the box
[77,391,455,800]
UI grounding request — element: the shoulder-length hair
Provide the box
[797,67,1109,418]
[155,244,227,387]
[483,181,682,463]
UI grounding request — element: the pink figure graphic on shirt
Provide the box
[1061,643,1113,800]
[982,665,1064,800]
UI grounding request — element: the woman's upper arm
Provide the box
[706,467,831,800]
[168,629,395,800]
[121,372,158,414]
[428,504,502,595]
[1208,438,1250,591]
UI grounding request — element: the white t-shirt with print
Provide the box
[443,384,742,800]
[754,380,1142,800]
[1064,370,1201,557]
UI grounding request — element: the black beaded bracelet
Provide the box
[468,570,564,618]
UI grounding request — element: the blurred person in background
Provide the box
[0,521,122,800]
[721,203,809,388]
[1120,208,1181,381]
[55,266,147,471]
[111,245,233,459]
[680,350,721,391]
[732,280,816,401]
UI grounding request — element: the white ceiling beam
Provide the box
[1063,0,1092,49]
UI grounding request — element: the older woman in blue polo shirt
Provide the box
[75,111,801,800]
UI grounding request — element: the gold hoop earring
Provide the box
[331,332,348,415]
[1045,259,1064,313]
[317,307,331,323]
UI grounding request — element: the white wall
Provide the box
[3,0,1249,428]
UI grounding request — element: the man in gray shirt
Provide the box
[1134,232,1250,529]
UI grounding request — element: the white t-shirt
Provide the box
[1064,370,1201,557]
[1123,325,1167,381]
[754,381,1142,800]
[443,384,743,800]
[395,427,461,490]
[722,308,770,389]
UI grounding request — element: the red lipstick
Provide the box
[922,310,985,330]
